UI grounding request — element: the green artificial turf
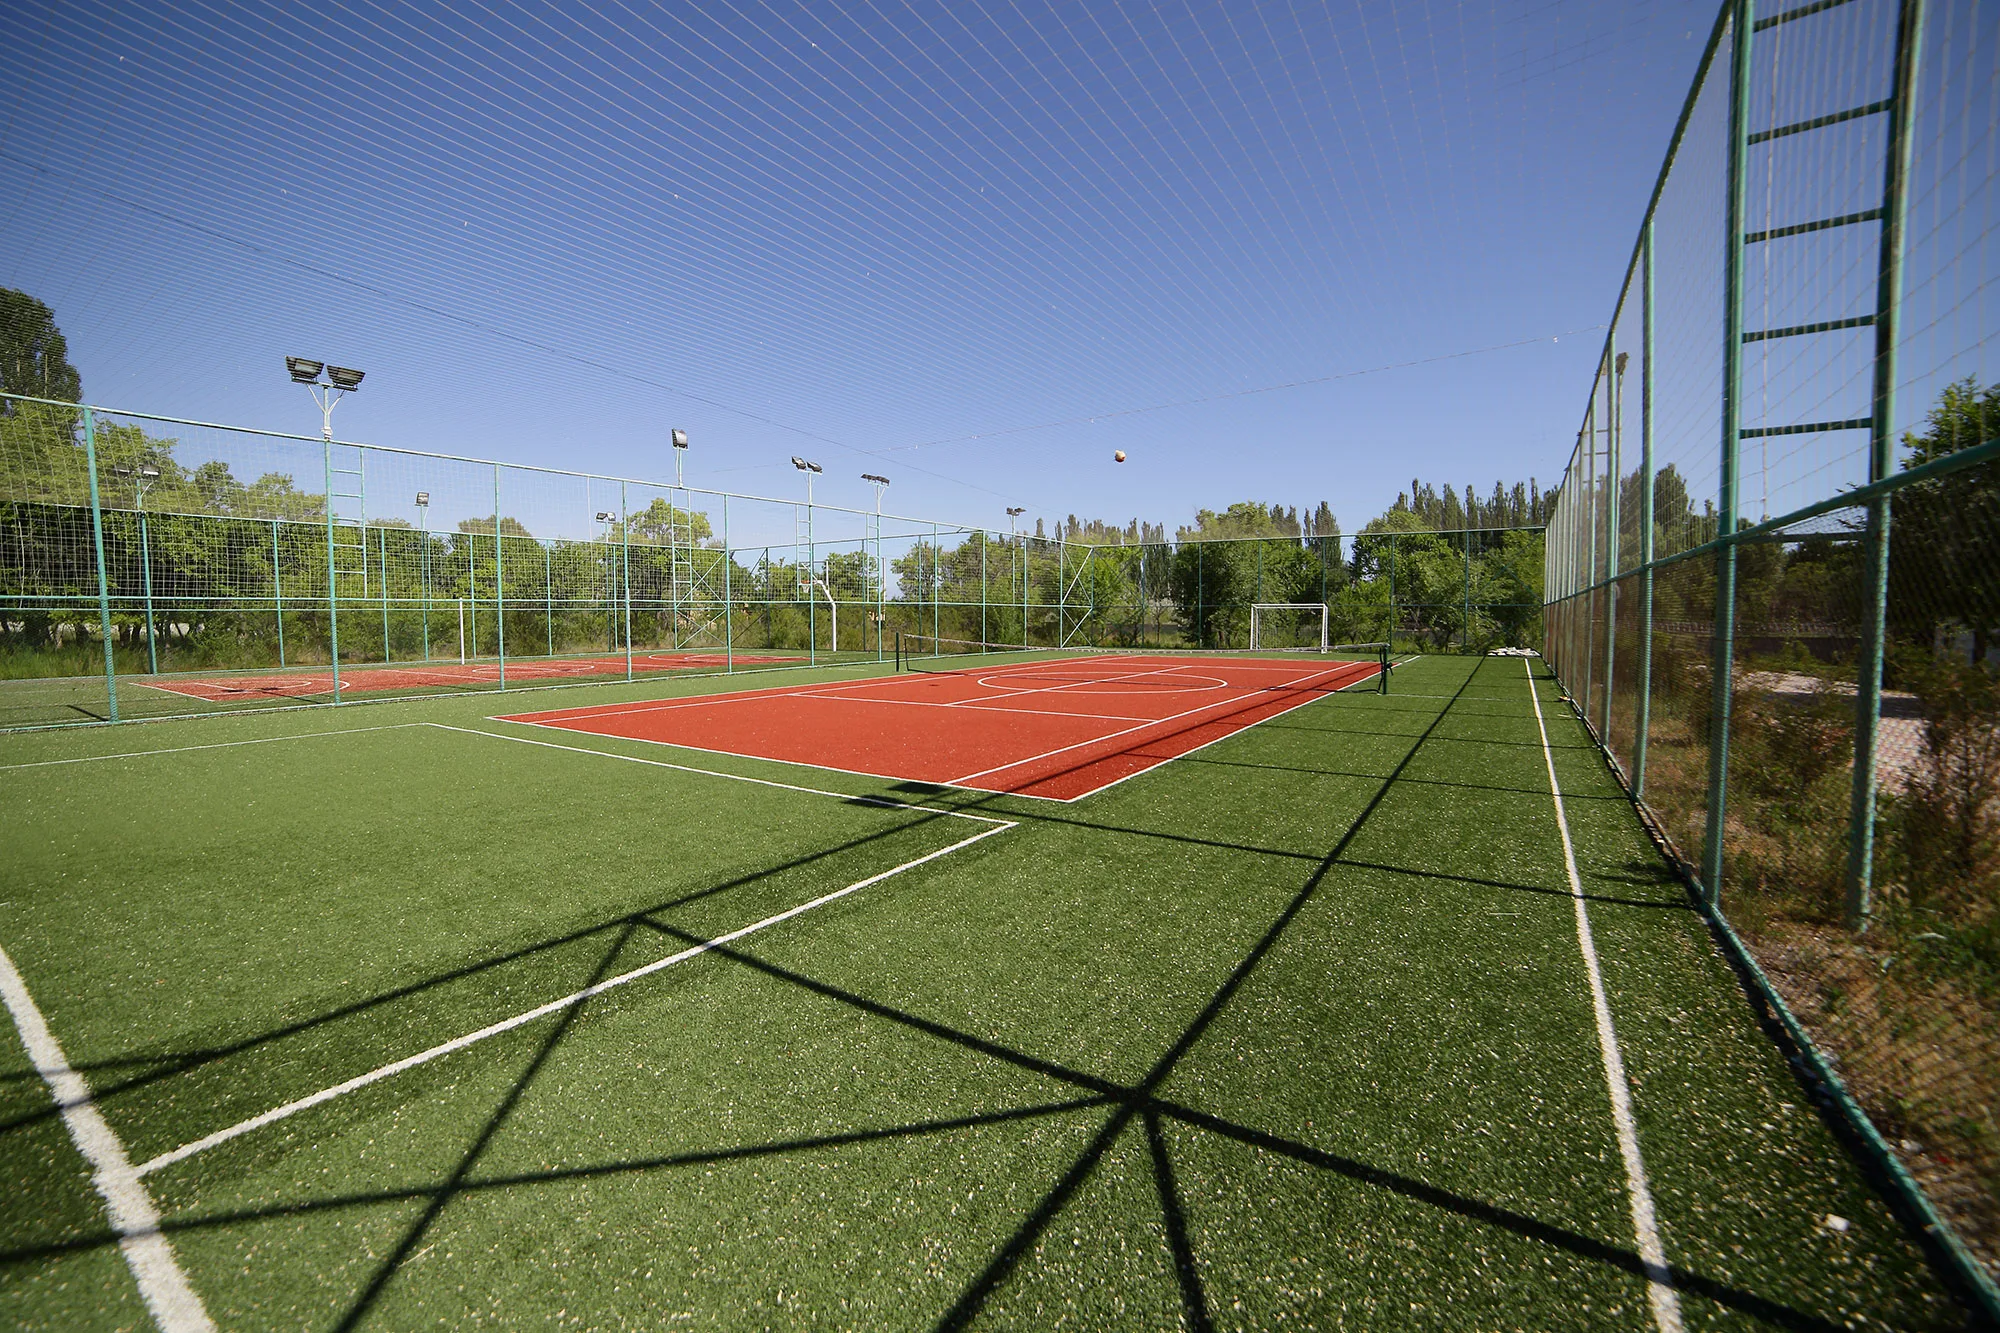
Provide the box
[0,655,1972,1329]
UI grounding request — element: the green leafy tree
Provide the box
[0,289,81,406]
[1890,377,2000,662]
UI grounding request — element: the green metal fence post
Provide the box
[981,535,987,647]
[1462,528,1472,654]
[273,519,287,667]
[1846,0,1926,932]
[1603,345,1623,743]
[1388,535,1397,649]
[466,531,476,662]
[1703,0,1755,902]
[323,434,343,703]
[494,464,506,690]
[80,408,119,720]
[931,522,940,649]
[1634,221,1657,801]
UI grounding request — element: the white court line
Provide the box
[0,722,427,771]
[1524,658,1683,1333]
[1036,655,1393,804]
[0,943,215,1330]
[426,723,1015,821]
[135,815,1014,1178]
[948,659,1372,786]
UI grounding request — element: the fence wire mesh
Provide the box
[0,393,1544,729]
[1542,0,1998,1304]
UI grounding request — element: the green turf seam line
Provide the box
[1525,658,1684,1333]
[135,816,1016,1178]
[1546,676,2000,1323]
[0,943,215,1331]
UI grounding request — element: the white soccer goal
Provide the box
[1248,603,1329,652]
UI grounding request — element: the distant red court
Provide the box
[501,652,1382,801]
[144,651,802,701]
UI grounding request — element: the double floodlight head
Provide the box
[286,357,365,391]
[595,511,615,523]
[671,428,689,449]
[1006,506,1026,517]
[113,464,163,480]
[790,456,821,474]
[861,473,889,486]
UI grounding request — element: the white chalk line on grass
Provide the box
[0,722,429,771]
[136,818,1015,1177]
[0,944,215,1331]
[1524,658,1684,1333]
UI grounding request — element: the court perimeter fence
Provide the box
[1541,0,1998,1308]
[0,390,1543,731]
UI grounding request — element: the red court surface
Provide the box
[500,652,1382,801]
[142,651,803,701]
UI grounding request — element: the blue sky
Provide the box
[1,0,1721,536]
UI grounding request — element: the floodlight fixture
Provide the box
[286,356,324,383]
[140,465,161,479]
[860,473,889,486]
[671,428,688,449]
[326,365,366,391]
[596,511,615,522]
[415,492,430,507]
[791,456,810,471]
[113,465,132,477]
[1006,506,1025,517]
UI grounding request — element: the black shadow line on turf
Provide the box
[0,1098,1117,1267]
[335,918,641,1332]
[1334,859,1693,912]
[0,802,982,1140]
[1171,752,1635,800]
[1146,1098,1848,1333]
[1145,1110,1214,1333]
[930,657,1488,1330]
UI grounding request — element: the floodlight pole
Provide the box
[792,458,821,659]
[1007,508,1025,645]
[416,493,431,661]
[116,465,162,674]
[671,428,688,649]
[289,357,366,702]
[863,474,889,658]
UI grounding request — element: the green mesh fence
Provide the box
[1542,0,1998,1308]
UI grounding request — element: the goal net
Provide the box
[1248,603,1329,652]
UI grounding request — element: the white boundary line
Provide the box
[946,659,1371,786]
[0,722,428,771]
[135,817,1013,1178]
[1524,658,1683,1333]
[0,943,215,1331]
[425,723,1015,819]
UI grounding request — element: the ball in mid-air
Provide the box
[1114,450,1127,463]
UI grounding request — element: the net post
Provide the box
[1846,0,1925,933]
[1379,642,1389,695]
[323,432,343,703]
[273,518,287,667]
[80,406,120,720]
[1703,0,1754,904]
[1634,219,1657,801]
[494,463,506,691]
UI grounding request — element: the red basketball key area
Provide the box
[500,652,1381,801]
